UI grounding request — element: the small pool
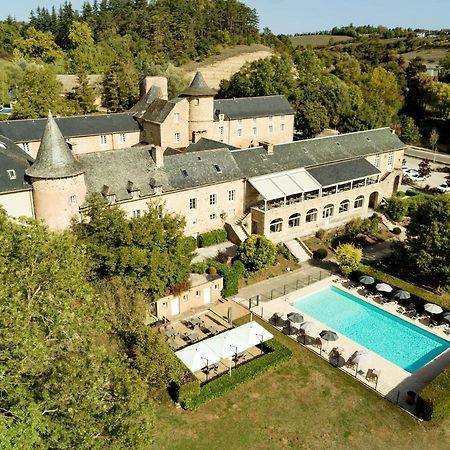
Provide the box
[292,286,450,373]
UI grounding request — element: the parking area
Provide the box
[403,156,449,190]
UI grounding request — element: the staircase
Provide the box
[284,239,312,263]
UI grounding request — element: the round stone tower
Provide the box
[179,71,216,143]
[25,112,86,231]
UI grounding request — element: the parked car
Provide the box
[435,183,450,193]
[402,168,419,177]
[407,173,425,182]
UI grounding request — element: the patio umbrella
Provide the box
[287,312,304,334]
[376,283,393,293]
[394,290,411,300]
[352,350,372,376]
[319,330,338,352]
[442,312,450,323]
[359,275,375,285]
[424,303,443,315]
[299,321,317,343]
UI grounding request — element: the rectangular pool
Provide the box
[292,286,450,373]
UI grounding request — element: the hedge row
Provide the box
[418,367,450,420]
[208,259,244,297]
[177,338,292,410]
[358,264,450,310]
[197,229,228,248]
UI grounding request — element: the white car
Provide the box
[407,173,425,182]
[436,183,450,193]
[403,168,419,177]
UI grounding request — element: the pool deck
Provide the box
[249,276,450,411]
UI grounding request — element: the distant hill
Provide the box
[289,35,353,48]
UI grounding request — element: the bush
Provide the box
[418,367,450,420]
[207,259,244,297]
[197,229,228,248]
[177,338,292,410]
[392,227,402,235]
[237,235,277,272]
[171,279,192,295]
[313,247,328,259]
[335,243,362,277]
[207,266,217,275]
[385,196,408,222]
[191,261,208,274]
[315,229,326,239]
[276,243,297,262]
[405,189,418,197]
[177,379,201,410]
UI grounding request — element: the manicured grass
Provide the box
[152,315,450,450]
[290,34,353,48]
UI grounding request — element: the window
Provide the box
[210,213,217,220]
[174,112,180,124]
[119,133,126,143]
[23,142,30,153]
[100,135,107,145]
[323,204,334,218]
[306,208,318,223]
[253,118,257,124]
[219,113,225,121]
[237,128,242,136]
[374,154,380,168]
[280,115,285,122]
[132,209,141,218]
[189,218,197,226]
[270,218,283,233]
[269,125,273,133]
[196,290,200,296]
[174,132,180,143]
[194,98,199,105]
[69,194,76,204]
[189,198,197,210]
[209,193,217,206]
[354,195,364,209]
[214,164,222,173]
[228,190,235,201]
[288,213,301,228]
[183,294,188,302]
[214,284,219,290]
[387,152,394,167]
[131,190,140,199]
[269,116,273,122]
[238,119,242,126]
[228,208,235,217]
[219,126,224,135]
[339,200,350,213]
[252,127,257,135]
[281,124,285,131]
[6,169,16,180]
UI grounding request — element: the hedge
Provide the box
[208,259,244,297]
[418,367,450,420]
[176,338,292,410]
[358,264,450,310]
[197,229,228,248]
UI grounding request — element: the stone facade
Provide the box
[0,190,34,219]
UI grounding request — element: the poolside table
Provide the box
[189,317,202,328]
[205,325,218,335]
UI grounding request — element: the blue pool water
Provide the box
[292,286,450,373]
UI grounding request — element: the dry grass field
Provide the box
[290,34,353,48]
[402,48,449,64]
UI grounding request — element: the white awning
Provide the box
[249,168,321,201]
[175,321,273,372]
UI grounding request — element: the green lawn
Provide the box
[152,316,450,450]
[290,35,353,48]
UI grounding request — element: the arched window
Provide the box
[270,218,283,233]
[288,213,301,228]
[354,195,364,209]
[323,204,334,218]
[305,209,317,223]
[339,199,350,214]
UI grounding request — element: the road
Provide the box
[405,146,450,165]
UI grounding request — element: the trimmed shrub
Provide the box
[197,229,228,248]
[405,189,418,197]
[418,367,450,420]
[207,266,217,275]
[392,227,402,235]
[276,243,297,262]
[313,247,328,259]
[385,196,408,222]
[176,338,292,410]
[177,380,201,410]
[336,243,362,277]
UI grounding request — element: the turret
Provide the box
[25,111,86,230]
[179,72,216,143]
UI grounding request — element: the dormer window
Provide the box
[219,113,225,121]
[214,164,222,174]
[154,186,162,195]
[7,169,16,180]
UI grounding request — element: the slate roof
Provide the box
[26,112,84,179]
[231,128,405,178]
[0,113,140,143]
[214,96,294,120]
[56,74,102,95]
[308,159,380,186]
[140,97,184,124]
[180,72,217,97]
[0,135,33,193]
[79,146,243,202]
[186,138,239,152]
[130,85,163,119]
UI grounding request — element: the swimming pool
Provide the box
[292,286,450,373]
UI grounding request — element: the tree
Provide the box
[13,26,63,63]
[399,115,421,145]
[429,128,439,151]
[295,101,329,138]
[401,196,450,289]
[418,159,432,178]
[335,243,362,277]
[385,195,408,222]
[12,65,64,119]
[0,209,155,448]
[67,70,97,114]
[237,234,277,272]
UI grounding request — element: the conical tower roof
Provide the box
[180,71,217,97]
[26,111,84,179]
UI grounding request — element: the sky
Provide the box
[2,0,450,34]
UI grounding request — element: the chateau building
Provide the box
[0,72,405,242]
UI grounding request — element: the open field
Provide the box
[401,47,449,64]
[290,34,353,48]
[152,315,450,450]
[0,57,13,71]
[183,44,273,89]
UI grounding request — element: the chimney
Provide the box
[150,145,164,168]
[140,76,168,100]
[260,141,273,155]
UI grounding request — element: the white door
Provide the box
[203,287,211,304]
[171,297,180,316]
